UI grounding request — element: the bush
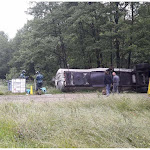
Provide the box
[0,91,4,95]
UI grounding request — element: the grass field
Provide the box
[0,93,150,148]
[0,80,61,95]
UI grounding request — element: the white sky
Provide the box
[0,0,34,39]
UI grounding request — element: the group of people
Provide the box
[20,69,119,96]
[104,70,120,96]
[20,70,43,92]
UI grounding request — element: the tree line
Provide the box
[0,2,150,82]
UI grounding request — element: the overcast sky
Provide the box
[0,0,34,39]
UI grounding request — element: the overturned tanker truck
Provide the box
[55,63,150,92]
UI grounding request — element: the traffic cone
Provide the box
[30,86,33,95]
[148,78,150,96]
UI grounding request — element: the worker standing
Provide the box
[35,71,43,94]
[104,70,113,96]
[20,70,26,79]
[112,72,120,94]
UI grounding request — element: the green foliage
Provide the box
[0,91,4,95]
[46,86,62,94]
[0,2,150,80]
[6,67,19,80]
[0,32,12,79]
[0,80,8,94]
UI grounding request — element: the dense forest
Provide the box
[0,2,150,81]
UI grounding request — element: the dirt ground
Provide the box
[0,93,148,103]
[0,93,99,103]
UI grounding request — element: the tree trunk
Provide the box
[116,39,120,68]
[91,20,101,68]
[56,25,68,68]
[114,2,120,68]
[59,34,67,68]
[88,56,92,68]
[128,2,134,68]
[78,21,86,68]
[96,49,100,68]
[110,29,113,66]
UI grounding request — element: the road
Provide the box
[0,93,99,103]
[0,93,148,103]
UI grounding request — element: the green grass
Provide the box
[0,80,8,94]
[0,94,150,148]
[45,86,62,94]
[0,80,61,95]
